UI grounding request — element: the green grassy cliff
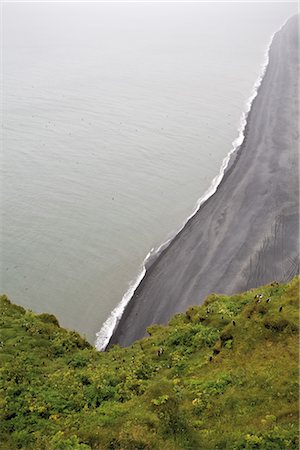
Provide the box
[0,277,299,449]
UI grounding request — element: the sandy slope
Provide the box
[109,15,299,347]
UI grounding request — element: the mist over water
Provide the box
[2,2,297,342]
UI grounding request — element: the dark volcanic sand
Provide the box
[109,16,299,348]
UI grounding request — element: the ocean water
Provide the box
[1,2,297,343]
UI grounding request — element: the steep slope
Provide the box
[0,277,299,449]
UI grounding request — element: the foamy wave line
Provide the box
[95,21,285,352]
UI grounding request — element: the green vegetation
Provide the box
[0,277,299,449]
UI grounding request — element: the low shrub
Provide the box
[38,313,60,327]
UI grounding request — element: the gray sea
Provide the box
[1,2,297,343]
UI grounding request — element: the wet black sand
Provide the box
[109,16,299,348]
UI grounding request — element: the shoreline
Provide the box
[98,15,299,350]
[94,24,275,352]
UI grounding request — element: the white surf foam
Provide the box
[95,21,287,352]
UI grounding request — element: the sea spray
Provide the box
[95,20,288,352]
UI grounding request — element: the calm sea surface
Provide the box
[2,2,297,342]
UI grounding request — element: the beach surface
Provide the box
[109,15,299,348]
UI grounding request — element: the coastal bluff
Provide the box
[109,15,299,348]
[1,278,299,448]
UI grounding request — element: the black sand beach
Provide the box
[109,16,299,348]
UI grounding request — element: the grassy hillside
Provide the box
[0,277,299,449]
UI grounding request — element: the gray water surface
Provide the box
[1,2,297,342]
